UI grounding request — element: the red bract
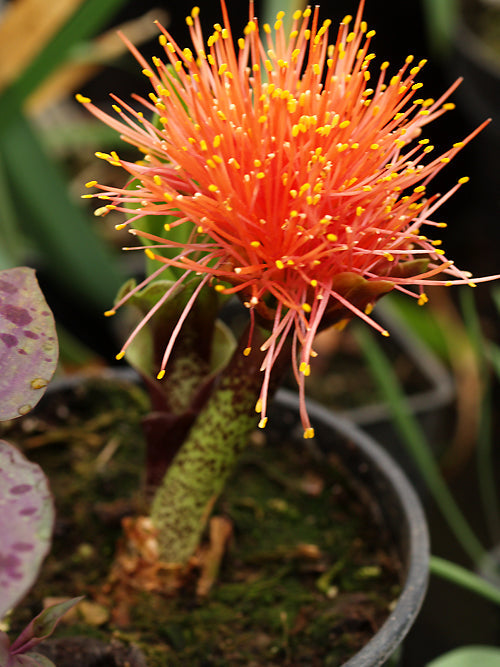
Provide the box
[79,0,492,437]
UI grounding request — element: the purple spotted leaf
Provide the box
[0,267,58,421]
[0,441,54,620]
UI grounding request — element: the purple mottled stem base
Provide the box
[150,327,288,564]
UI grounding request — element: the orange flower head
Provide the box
[79,0,494,437]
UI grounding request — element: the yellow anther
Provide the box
[327,233,338,242]
[94,206,109,217]
[157,370,166,380]
[304,427,315,439]
[299,362,310,376]
[115,223,127,231]
[414,185,426,193]
[255,399,263,413]
[243,346,251,356]
[275,259,285,270]
[116,351,125,360]
[104,309,116,317]
[302,303,312,313]
[258,417,268,429]
[208,184,219,192]
[75,94,91,104]
[418,293,429,306]
[458,176,470,184]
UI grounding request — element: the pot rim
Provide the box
[273,388,429,666]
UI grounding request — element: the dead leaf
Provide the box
[196,516,233,597]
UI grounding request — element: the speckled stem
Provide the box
[150,326,288,564]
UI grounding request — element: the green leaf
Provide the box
[487,340,500,382]
[0,152,26,269]
[116,277,232,379]
[0,0,129,127]
[114,276,234,415]
[124,179,199,282]
[426,646,500,667]
[353,323,486,564]
[1,116,123,310]
[430,556,500,607]
[10,597,84,655]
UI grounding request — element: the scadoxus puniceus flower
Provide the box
[78,0,495,438]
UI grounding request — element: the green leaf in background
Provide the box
[426,646,500,667]
[0,153,26,269]
[1,116,123,310]
[0,0,130,309]
[0,0,129,128]
[353,322,486,565]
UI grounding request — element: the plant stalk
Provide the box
[150,325,289,564]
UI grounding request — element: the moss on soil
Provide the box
[2,376,401,666]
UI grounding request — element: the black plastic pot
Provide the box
[269,389,430,666]
[30,371,429,666]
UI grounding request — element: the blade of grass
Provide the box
[460,288,500,543]
[354,323,486,565]
[430,555,500,606]
[1,114,123,310]
[0,0,128,127]
[0,151,27,268]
